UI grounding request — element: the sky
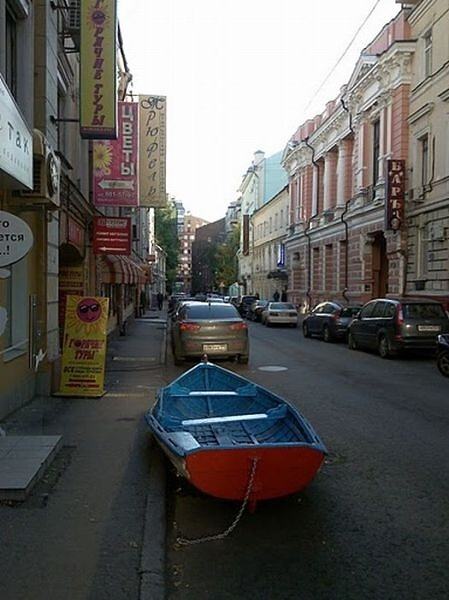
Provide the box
[118,0,401,222]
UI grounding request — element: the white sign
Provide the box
[0,211,34,267]
[0,72,33,189]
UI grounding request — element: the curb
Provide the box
[140,439,167,600]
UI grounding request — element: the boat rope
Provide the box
[176,457,259,546]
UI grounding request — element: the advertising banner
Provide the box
[138,95,167,207]
[385,159,405,231]
[93,102,139,207]
[80,0,117,139]
[0,210,34,268]
[93,216,131,255]
[59,295,109,397]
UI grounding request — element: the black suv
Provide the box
[348,297,449,358]
[237,295,259,318]
[302,301,361,342]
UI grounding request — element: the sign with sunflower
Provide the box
[80,0,117,139]
[93,102,139,206]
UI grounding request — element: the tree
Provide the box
[155,207,179,293]
[212,224,240,289]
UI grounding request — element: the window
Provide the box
[420,135,429,186]
[403,303,445,319]
[372,301,388,318]
[5,5,17,97]
[372,119,380,185]
[269,217,272,234]
[359,302,376,319]
[2,257,28,356]
[424,30,432,78]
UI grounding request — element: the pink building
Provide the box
[282,9,415,310]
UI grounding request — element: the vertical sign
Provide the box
[93,102,139,207]
[59,295,109,397]
[385,159,405,231]
[80,0,117,139]
[277,243,286,267]
[242,214,250,256]
[138,95,167,207]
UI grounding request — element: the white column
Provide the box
[323,156,331,211]
[312,166,318,215]
[336,140,351,207]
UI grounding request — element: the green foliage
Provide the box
[212,225,240,288]
[155,207,179,292]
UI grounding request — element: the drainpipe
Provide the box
[340,96,354,303]
[304,137,319,310]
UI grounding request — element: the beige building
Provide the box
[251,186,289,300]
[177,213,208,292]
[405,0,449,308]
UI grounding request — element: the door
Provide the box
[372,233,388,297]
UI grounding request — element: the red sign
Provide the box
[93,102,139,207]
[68,218,85,253]
[385,159,405,231]
[93,217,131,255]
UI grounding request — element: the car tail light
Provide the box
[332,309,342,321]
[229,322,247,331]
[179,322,201,332]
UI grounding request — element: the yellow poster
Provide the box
[80,0,117,139]
[59,295,109,397]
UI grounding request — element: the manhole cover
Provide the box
[257,366,288,372]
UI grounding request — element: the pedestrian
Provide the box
[140,289,146,316]
[273,290,280,302]
[281,289,287,302]
[157,291,164,310]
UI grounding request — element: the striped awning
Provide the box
[100,256,147,285]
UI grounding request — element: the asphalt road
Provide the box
[165,321,449,600]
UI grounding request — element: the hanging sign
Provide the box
[0,210,33,267]
[93,102,139,206]
[58,295,109,398]
[138,95,167,207]
[80,0,117,139]
[385,159,405,231]
[93,216,131,254]
[0,73,33,189]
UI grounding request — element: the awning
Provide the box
[100,255,148,285]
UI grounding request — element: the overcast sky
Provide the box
[118,0,400,222]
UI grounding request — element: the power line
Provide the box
[303,0,383,113]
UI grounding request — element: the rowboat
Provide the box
[145,361,327,507]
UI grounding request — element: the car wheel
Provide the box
[323,325,332,343]
[238,355,249,364]
[348,332,358,350]
[437,351,449,377]
[266,319,271,327]
[302,323,311,338]
[378,335,393,359]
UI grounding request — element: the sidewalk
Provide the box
[0,310,168,600]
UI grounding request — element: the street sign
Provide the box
[93,217,131,255]
[0,210,34,267]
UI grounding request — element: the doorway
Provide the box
[372,233,388,297]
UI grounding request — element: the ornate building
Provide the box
[282,10,415,310]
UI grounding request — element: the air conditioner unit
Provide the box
[66,0,80,50]
[19,130,61,207]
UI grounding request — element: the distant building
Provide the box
[177,213,209,292]
[191,219,227,293]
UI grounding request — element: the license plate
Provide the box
[418,325,441,332]
[203,343,228,352]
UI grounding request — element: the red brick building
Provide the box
[282,10,415,311]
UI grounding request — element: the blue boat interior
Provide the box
[152,363,318,449]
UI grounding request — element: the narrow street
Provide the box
[165,321,449,599]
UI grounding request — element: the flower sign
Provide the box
[93,101,139,207]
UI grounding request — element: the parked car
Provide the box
[261,302,298,327]
[237,295,259,318]
[248,300,269,322]
[302,301,361,342]
[171,301,249,364]
[437,334,449,377]
[348,297,449,358]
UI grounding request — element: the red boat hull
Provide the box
[185,446,325,502]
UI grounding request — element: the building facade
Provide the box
[251,186,289,300]
[176,213,208,292]
[191,218,227,293]
[282,10,415,311]
[404,0,449,306]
